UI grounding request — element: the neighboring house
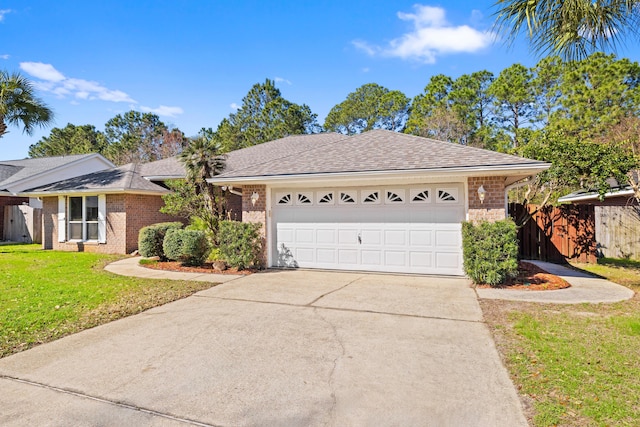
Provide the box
[22,162,179,254]
[208,130,550,275]
[0,154,114,241]
[559,185,640,260]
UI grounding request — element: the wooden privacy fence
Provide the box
[595,205,640,260]
[509,203,596,263]
[3,205,42,244]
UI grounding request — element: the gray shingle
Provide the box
[24,163,168,194]
[216,129,548,179]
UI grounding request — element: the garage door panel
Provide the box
[295,228,314,244]
[410,251,433,268]
[273,185,464,275]
[317,248,336,264]
[338,229,359,245]
[361,228,382,245]
[409,229,433,247]
[295,247,315,263]
[316,229,336,244]
[435,229,462,248]
[384,251,407,266]
[384,229,406,246]
[338,249,358,264]
[436,252,461,269]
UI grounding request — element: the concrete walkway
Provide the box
[476,260,635,304]
[105,256,241,283]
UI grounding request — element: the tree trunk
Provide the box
[0,118,7,138]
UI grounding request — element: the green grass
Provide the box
[1,244,216,358]
[482,259,640,426]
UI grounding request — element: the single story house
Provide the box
[0,154,114,241]
[20,130,550,275]
[208,130,550,275]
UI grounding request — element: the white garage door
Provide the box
[272,185,465,275]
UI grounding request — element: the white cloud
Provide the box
[139,105,184,117]
[19,61,136,103]
[230,102,240,110]
[353,4,494,64]
[0,54,9,60]
[274,76,292,85]
[20,62,66,82]
[362,67,370,73]
[0,9,11,22]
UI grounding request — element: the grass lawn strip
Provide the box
[1,244,217,358]
[481,261,640,426]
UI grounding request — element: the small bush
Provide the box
[138,222,183,260]
[218,220,262,270]
[163,228,211,266]
[462,219,519,286]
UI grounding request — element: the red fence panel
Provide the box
[509,203,596,264]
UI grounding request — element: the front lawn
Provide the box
[482,260,640,426]
[1,244,216,358]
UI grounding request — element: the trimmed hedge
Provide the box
[462,219,519,286]
[218,220,262,270]
[163,228,211,266]
[138,222,183,260]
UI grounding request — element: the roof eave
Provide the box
[558,188,635,203]
[207,163,551,186]
[19,188,170,197]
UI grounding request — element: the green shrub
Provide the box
[163,228,211,266]
[218,220,262,270]
[138,222,183,260]
[462,219,519,286]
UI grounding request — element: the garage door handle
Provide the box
[358,233,362,244]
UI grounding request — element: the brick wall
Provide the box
[124,194,183,253]
[42,193,183,254]
[242,184,267,266]
[467,176,507,223]
[0,196,29,240]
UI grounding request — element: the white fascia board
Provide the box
[142,175,186,181]
[558,189,635,203]
[207,163,551,187]
[4,154,116,194]
[18,188,170,197]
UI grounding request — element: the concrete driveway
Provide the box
[0,270,527,426]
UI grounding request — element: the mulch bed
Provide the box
[476,261,571,290]
[141,261,255,275]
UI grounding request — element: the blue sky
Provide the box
[1,1,638,160]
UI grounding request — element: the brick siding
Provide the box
[0,196,29,240]
[242,184,267,266]
[467,176,507,223]
[42,194,184,254]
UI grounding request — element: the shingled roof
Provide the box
[211,129,549,181]
[22,163,169,195]
[0,154,102,191]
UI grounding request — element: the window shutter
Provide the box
[57,196,66,242]
[98,195,107,244]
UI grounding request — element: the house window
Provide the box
[277,193,292,205]
[317,192,334,204]
[410,189,431,203]
[339,191,357,204]
[68,196,99,240]
[296,192,313,205]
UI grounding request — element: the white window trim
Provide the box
[65,194,106,243]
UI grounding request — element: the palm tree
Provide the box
[179,130,226,242]
[0,70,54,138]
[493,0,640,61]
